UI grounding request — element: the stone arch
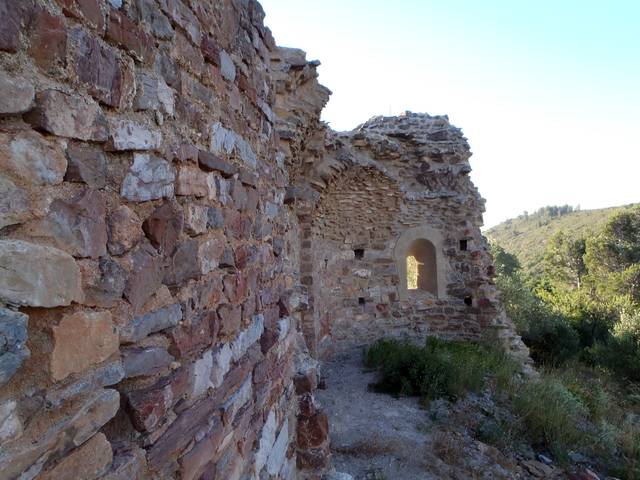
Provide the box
[394,225,447,300]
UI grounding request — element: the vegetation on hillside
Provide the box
[491,205,640,477]
[494,206,640,378]
[486,204,638,279]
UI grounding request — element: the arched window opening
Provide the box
[407,255,420,290]
[406,239,438,295]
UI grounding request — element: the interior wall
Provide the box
[305,121,503,355]
[310,168,401,354]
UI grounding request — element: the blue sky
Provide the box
[260,0,640,228]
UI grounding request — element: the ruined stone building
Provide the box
[0,1,527,479]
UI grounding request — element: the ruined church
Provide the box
[0,0,527,478]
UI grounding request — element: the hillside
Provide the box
[485,204,639,278]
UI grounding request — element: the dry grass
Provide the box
[333,436,401,458]
[432,431,463,466]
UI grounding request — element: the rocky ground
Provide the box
[316,348,608,480]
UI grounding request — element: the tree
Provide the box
[543,231,586,290]
[490,242,521,276]
[584,207,640,304]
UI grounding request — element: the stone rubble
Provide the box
[0,0,527,479]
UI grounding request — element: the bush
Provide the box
[475,417,524,452]
[556,364,615,423]
[612,421,640,480]
[512,375,588,461]
[364,337,519,404]
[587,309,640,382]
[493,266,582,365]
[523,315,581,366]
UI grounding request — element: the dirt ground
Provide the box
[316,347,568,480]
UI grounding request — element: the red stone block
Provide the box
[296,446,330,470]
[178,417,224,480]
[142,202,184,255]
[198,150,237,177]
[252,354,270,385]
[123,242,164,313]
[126,379,174,432]
[233,244,250,270]
[260,328,278,354]
[298,393,316,417]
[222,208,243,240]
[236,272,249,302]
[147,396,220,471]
[174,96,207,137]
[172,31,204,76]
[217,303,241,340]
[263,306,279,329]
[164,239,201,287]
[201,35,220,66]
[297,412,328,449]
[56,0,104,31]
[106,8,155,64]
[477,298,493,309]
[0,0,25,53]
[237,73,257,104]
[73,28,135,109]
[294,370,317,395]
[28,6,68,73]
[171,143,199,164]
[169,310,217,359]
[195,273,226,310]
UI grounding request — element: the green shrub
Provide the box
[612,421,640,480]
[587,309,640,382]
[522,315,581,366]
[364,337,519,404]
[557,365,614,423]
[512,374,588,461]
[475,417,524,452]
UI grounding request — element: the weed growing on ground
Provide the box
[364,336,640,478]
[364,337,519,404]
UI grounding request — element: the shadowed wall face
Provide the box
[0,1,331,478]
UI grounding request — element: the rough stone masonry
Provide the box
[0,1,528,479]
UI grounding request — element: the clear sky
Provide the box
[260,0,640,228]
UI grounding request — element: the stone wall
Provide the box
[273,50,529,363]
[0,1,528,479]
[0,1,329,479]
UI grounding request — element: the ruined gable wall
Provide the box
[309,115,489,353]
[0,1,328,479]
[273,51,529,362]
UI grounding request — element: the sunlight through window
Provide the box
[407,255,419,290]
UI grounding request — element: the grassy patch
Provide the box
[511,374,587,461]
[364,337,519,404]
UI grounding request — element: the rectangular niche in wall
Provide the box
[358,297,366,305]
[354,248,364,259]
[459,239,468,251]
